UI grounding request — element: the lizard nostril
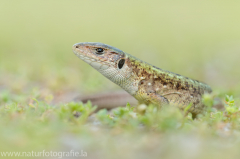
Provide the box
[75,45,79,48]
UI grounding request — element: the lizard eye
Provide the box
[96,48,104,55]
[118,59,125,69]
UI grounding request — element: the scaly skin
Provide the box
[72,42,212,116]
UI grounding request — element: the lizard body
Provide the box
[72,42,212,116]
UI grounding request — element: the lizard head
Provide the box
[72,42,133,86]
[72,42,127,70]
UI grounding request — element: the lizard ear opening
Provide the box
[118,59,125,69]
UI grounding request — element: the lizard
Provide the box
[72,42,212,117]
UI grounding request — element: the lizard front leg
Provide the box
[147,93,169,106]
[135,92,169,107]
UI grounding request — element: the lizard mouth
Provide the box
[72,44,110,70]
[72,44,95,62]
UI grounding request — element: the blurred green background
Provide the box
[1,1,240,159]
[1,0,240,95]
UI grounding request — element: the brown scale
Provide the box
[127,56,212,117]
[137,78,169,105]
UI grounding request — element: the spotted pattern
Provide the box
[73,42,212,116]
[126,54,212,115]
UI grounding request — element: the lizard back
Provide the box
[126,53,212,115]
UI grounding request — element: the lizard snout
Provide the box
[72,43,80,51]
[72,43,85,56]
